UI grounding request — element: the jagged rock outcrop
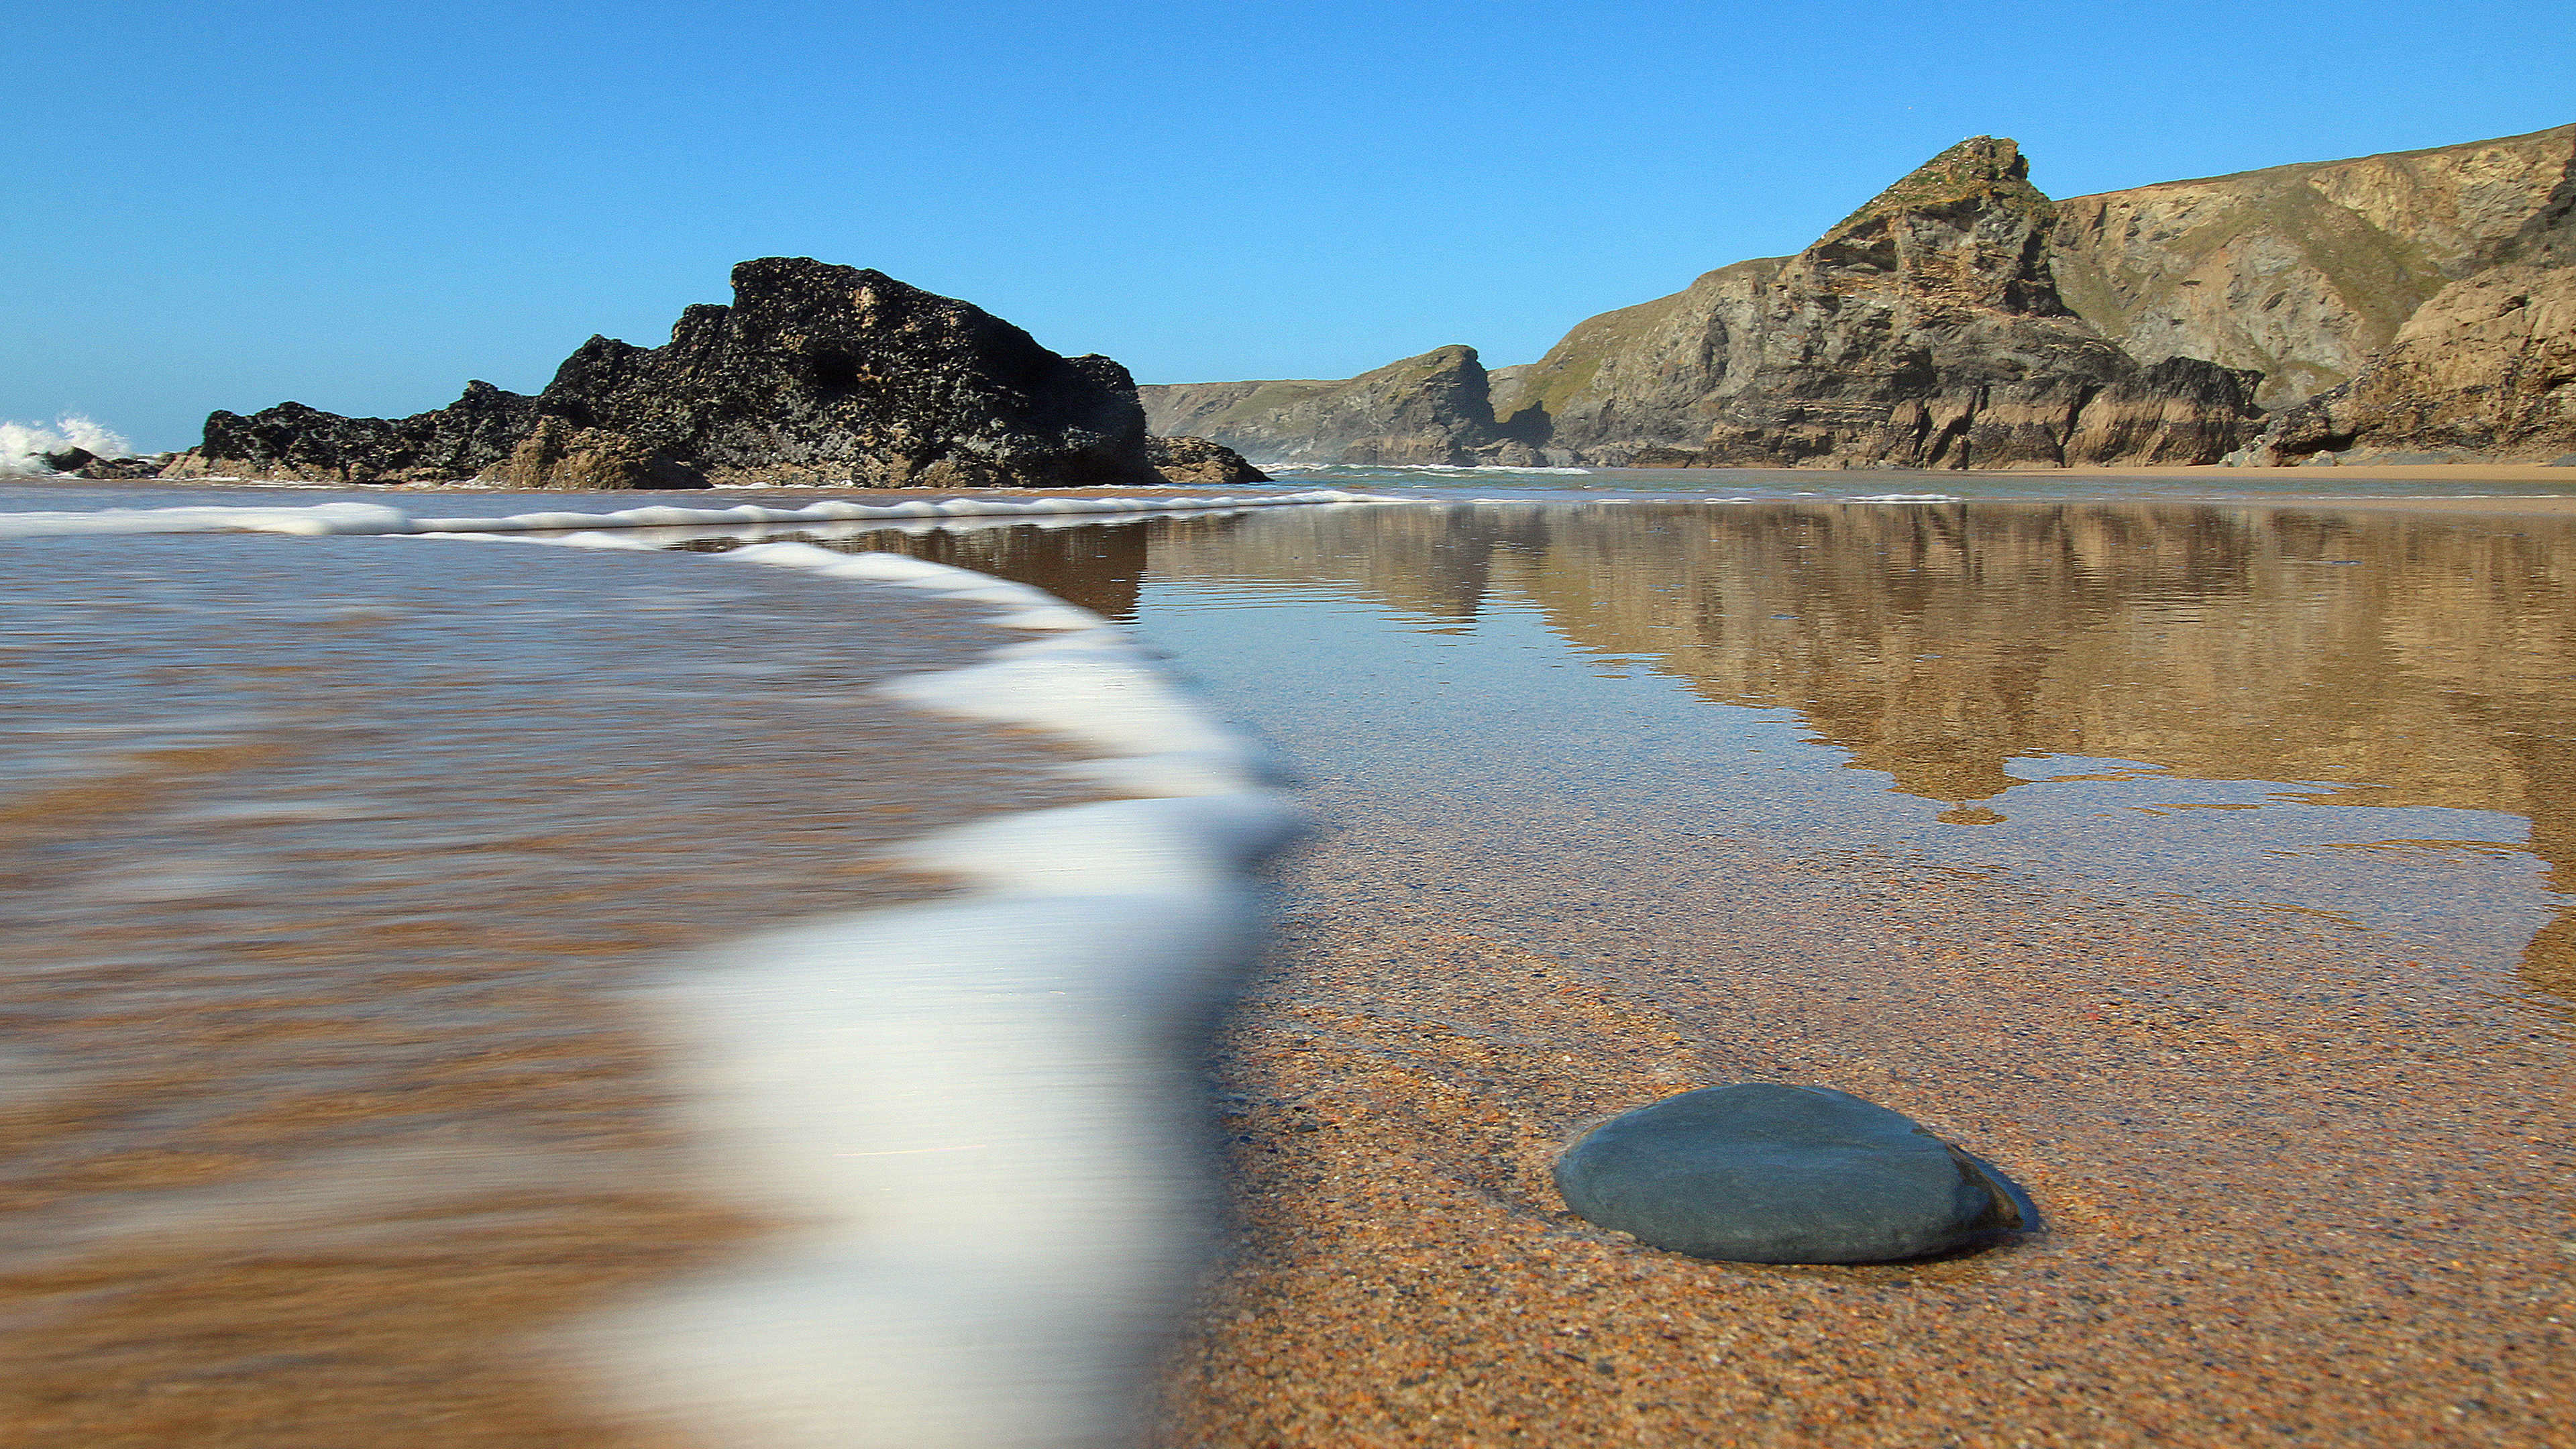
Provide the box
[34,447,173,480]
[167,259,1188,489]
[166,382,539,484]
[1158,125,2573,471]
[1142,435,1269,484]
[1170,140,2262,472]
[1139,345,1544,468]
[2253,158,2576,464]
[2050,124,2575,408]
[1522,138,2262,469]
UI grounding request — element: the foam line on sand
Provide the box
[502,534,1300,1448]
[0,489,1398,538]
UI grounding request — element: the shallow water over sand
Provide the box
[696,496,2576,1446]
[10,485,2575,1444]
[676,498,2576,1010]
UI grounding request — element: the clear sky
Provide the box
[8,0,2570,452]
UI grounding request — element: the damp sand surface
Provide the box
[712,498,2576,1447]
[1155,816,2574,1448]
[11,489,2576,1446]
[0,532,1112,1447]
[1127,500,2576,1449]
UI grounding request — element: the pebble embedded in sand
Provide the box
[1554,1083,2037,1264]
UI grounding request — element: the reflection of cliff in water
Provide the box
[1148,501,2576,1001]
[683,521,1154,622]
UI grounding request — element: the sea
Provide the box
[5,462,2575,1446]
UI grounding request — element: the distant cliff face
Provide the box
[1165,124,2575,471]
[2254,160,2576,465]
[172,260,1252,489]
[1138,345,1542,468]
[2050,124,2575,409]
[1505,138,2262,469]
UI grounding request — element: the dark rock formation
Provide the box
[488,415,706,490]
[1139,345,1545,468]
[34,446,178,480]
[168,381,540,484]
[168,260,1173,490]
[1554,1083,2037,1265]
[2050,123,2575,408]
[1513,138,2262,469]
[2252,149,2576,464]
[1143,435,1269,485]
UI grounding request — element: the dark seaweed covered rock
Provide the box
[170,381,538,484]
[1554,1083,2037,1264]
[169,259,1170,490]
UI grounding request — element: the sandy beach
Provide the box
[2045,463,2576,486]
[6,477,2573,1448]
[1124,486,2576,1448]
[1152,811,2573,1447]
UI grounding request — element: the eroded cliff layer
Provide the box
[2254,161,2576,465]
[2051,124,2576,409]
[172,259,1258,489]
[1514,138,2263,469]
[1159,139,2267,472]
[1139,345,1543,468]
[1155,123,2574,470]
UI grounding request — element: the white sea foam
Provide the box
[582,792,1290,1449]
[1291,462,1593,476]
[1845,492,1964,504]
[0,415,131,474]
[438,532,1298,1448]
[0,502,417,536]
[10,492,1304,1443]
[0,489,1400,540]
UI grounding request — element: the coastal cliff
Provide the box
[168,259,1260,489]
[1154,139,2264,470]
[2050,123,2576,409]
[1138,345,1542,468]
[1146,123,2575,471]
[2253,157,2576,465]
[1534,138,2262,469]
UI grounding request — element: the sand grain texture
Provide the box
[1155,810,2576,1448]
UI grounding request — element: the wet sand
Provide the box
[1154,807,2576,1448]
[0,533,1112,1446]
[13,484,2576,1446]
[2047,464,2576,486]
[1117,496,2576,1448]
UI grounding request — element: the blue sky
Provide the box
[8,0,2570,452]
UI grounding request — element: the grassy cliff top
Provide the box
[1829,136,2049,233]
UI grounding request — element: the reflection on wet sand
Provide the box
[759,501,2576,1002]
[1153,501,2576,816]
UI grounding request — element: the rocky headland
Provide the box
[163,258,1263,489]
[1143,123,2576,470]
[2251,151,2576,466]
[1142,345,1547,468]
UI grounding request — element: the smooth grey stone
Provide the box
[1554,1083,2038,1264]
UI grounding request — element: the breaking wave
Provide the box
[0,416,131,474]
